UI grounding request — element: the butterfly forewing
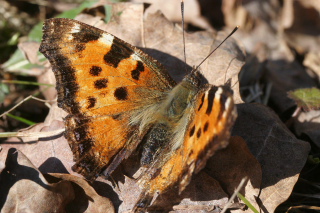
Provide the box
[40,18,176,180]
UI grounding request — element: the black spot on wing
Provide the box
[203,122,209,132]
[131,61,145,80]
[189,125,195,137]
[87,96,96,109]
[206,87,218,115]
[90,66,102,76]
[198,94,205,111]
[196,128,202,138]
[104,39,134,68]
[94,79,108,89]
[114,87,128,100]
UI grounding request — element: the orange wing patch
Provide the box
[136,85,236,208]
[40,18,176,180]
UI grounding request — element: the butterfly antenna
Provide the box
[181,0,187,72]
[194,26,239,72]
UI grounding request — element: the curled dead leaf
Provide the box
[232,103,310,212]
[0,148,74,213]
[48,173,115,213]
[293,110,320,148]
[205,136,262,212]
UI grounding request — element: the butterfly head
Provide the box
[182,67,208,88]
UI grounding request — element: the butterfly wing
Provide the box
[137,85,237,207]
[40,18,176,180]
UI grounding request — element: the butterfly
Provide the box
[39,18,237,210]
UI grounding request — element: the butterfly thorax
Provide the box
[140,71,203,166]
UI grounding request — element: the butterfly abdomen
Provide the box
[140,123,170,166]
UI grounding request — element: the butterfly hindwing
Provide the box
[40,18,176,180]
[136,85,236,207]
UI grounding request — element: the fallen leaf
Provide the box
[0,148,74,212]
[232,103,310,212]
[205,136,262,212]
[265,60,317,116]
[18,42,41,65]
[303,52,320,81]
[133,0,214,30]
[293,110,320,148]
[0,108,74,176]
[283,0,320,54]
[48,173,115,213]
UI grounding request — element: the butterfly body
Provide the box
[40,18,237,210]
[139,71,202,165]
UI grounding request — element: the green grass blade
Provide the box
[237,192,259,213]
[6,113,36,126]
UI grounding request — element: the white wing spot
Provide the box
[222,98,232,118]
[131,54,141,61]
[70,23,81,33]
[215,87,223,100]
[99,33,114,45]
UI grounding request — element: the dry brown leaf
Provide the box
[222,0,318,116]
[0,109,74,176]
[133,0,213,31]
[117,171,230,212]
[222,0,252,29]
[264,59,317,115]
[299,0,320,11]
[293,110,320,148]
[171,172,229,212]
[0,148,74,213]
[232,103,310,212]
[37,66,58,102]
[205,136,262,212]
[303,52,320,81]
[18,42,41,65]
[283,0,320,54]
[48,173,115,213]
